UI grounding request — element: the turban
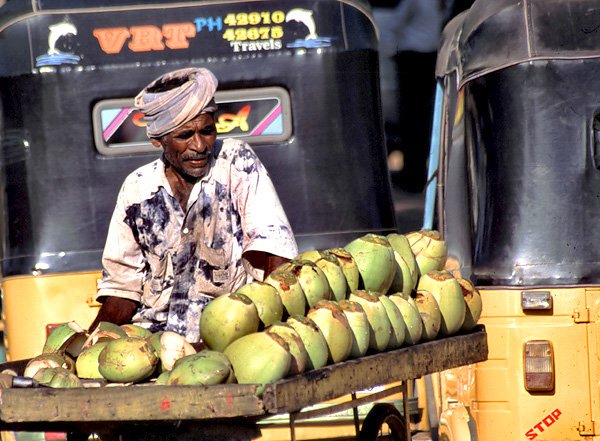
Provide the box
[134,67,218,138]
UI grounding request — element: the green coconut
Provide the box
[306,300,353,364]
[378,295,407,349]
[264,270,307,317]
[186,350,236,383]
[313,252,348,302]
[146,332,166,371]
[42,321,88,357]
[295,250,322,262]
[24,353,75,379]
[348,290,392,352]
[236,281,284,327]
[417,271,466,335]
[162,350,235,385]
[388,295,423,345]
[75,341,109,379]
[344,234,396,294]
[167,352,231,386]
[279,259,332,308]
[406,230,448,277]
[414,290,442,342]
[224,331,292,393]
[387,233,419,296]
[146,331,196,372]
[33,367,82,388]
[457,278,483,331]
[155,371,171,385]
[266,322,309,375]
[199,292,260,351]
[98,337,158,383]
[327,248,360,293]
[83,321,128,349]
[338,300,370,358]
[120,324,152,339]
[286,315,329,370]
[296,250,347,301]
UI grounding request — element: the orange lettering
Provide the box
[132,112,146,127]
[128,25,165,52]
[93,28,131,54]
[163,23,196,49]
[216,106,251,133]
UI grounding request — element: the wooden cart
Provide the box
[0,326,487,441]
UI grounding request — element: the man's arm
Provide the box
[243,250,290,278]
[232,142,298,279]
[89,296,139,331]
[92,179,146,332]
[266,254,290,276]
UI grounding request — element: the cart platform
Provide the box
[0,326,487,439]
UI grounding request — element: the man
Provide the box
[90,67,298,343]
[375,0,445,193]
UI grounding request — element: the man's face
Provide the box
[152,113,217,180]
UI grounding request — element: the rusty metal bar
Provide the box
[402,381,411,441]
[287,384,404,422]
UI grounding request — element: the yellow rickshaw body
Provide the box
[2,272,101,360]
[430,1,600,439]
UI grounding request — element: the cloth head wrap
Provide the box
[134,67,218,138]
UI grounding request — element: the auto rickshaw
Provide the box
[424,0,600,439]
[0,1,410,440]
[0,0,396,362]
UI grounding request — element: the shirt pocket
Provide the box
[192,240,236,297]
[142,252,174,311]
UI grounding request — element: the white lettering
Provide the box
[230,39,282,52]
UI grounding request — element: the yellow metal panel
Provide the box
[2,272,102,361]
[586,288,600,436]
[441,364,478,409]
[471,288,592,441]
[258,422,359,441]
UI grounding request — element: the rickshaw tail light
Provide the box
[521,291,552,310]
[524,340,555,392]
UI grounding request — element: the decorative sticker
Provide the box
[31,2,348,68]
[99,98,284,144]
[284,8,333,49]
[35,18,81,67]
[94,89,291,153]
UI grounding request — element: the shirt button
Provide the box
[182,228,189,234]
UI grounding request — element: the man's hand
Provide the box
[243,251,290,277]
[89,296,139,332]
[265,254,290,276]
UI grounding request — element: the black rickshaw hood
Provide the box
[436,0,600,86]
[435,0,600,287]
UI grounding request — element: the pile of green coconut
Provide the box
[18,230,482,392]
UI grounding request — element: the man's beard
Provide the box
[161,153,210,182]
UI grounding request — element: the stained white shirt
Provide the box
[97,138,298,342]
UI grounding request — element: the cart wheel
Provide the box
[359,403,409,441]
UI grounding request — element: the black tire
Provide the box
[358,403,409,441]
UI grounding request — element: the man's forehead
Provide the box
[169,113,216,133]
[180,113,215,126]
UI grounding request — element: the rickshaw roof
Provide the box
[0,0,372,33]
[436,0,600,86]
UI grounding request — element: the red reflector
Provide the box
[45,432,68,441]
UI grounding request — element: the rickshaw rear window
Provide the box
[92,86,292,155]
